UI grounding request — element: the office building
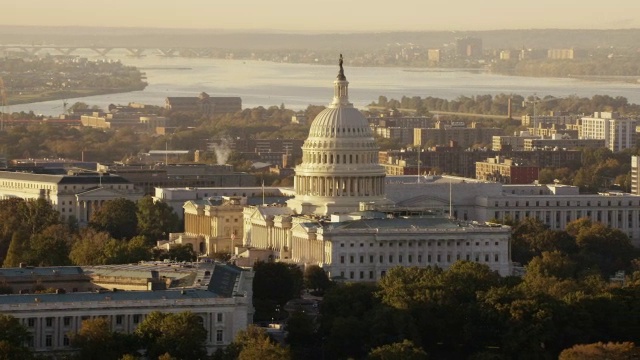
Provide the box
[0,261,254,355]
[580,112,636,151]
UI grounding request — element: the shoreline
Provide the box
[6,85,148,107]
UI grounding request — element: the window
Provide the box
[437,254,441,262]
[27,318,35,327]
[63,335,70,346]
[379,255,383,263]
[369,255,374,263]
[340,256,344,264]
[388,255,393,263]
[408,255,413,263]
[418,255,422,263]
[495,254,499,262]
[350,256,354,263]
[133,315,141,324]
[485,254,490,262]
[360,271,364,279]
[217,313,223,323]
[45,334,53,347]
[360,256,364,263]
[46,317,54,327]
[369,271,374,279]
[216,330,224,342]
[116,315,123,325]
[350,272,354,279]
[63,317,71,327]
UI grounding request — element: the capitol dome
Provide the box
[287,55,387,216]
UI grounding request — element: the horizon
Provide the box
[5,0,640,32]
[3,24,640,35]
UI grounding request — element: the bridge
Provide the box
[0,45,219,58]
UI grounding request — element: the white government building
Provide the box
[241,60,513,279]
[0,261,253,355]
[0,170,143,225]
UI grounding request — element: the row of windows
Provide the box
[495,211,638,228]
[340,241,501,248]
[339,253,500,265]
[32,312,224,329]
[0,182,50,189]
[305,152,377,165]
[30,327,223,348]
[494,199,636,207]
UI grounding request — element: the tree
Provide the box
[135,311,208,360]
[24,224,73,266]
[223,325,291,360]
[367,340,429,360]
[510,217,549,265]
[19,198,61,237]
[156,244,197,262]
[321,282,381,359]
[69,228,114,265]
[572,221,637,276]
[285,311,317,359]
[304,265,331,294]
[137,196,182,243]
[0,199,27,261]
[253,262,303,321]
[0,314,33,360]
[559,342,640,360]
[525,251,578,280]
[89,198,138,240]
[3,231,28,268]
[70,317,138,360]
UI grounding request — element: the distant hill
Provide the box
[1,26,639,50]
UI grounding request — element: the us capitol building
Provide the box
[242,58,512,279]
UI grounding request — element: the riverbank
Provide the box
[6,84,147,106]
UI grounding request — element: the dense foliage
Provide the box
[0,196,182,272]
[370,93,640,117]
[252,261,303,322]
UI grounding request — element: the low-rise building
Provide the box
[165,93,241,117]
[492,133,540,151]
[414,122,503,148]
[476,156,539,184]
[101,163,256,196]
[524,137,605,151]
[0,261,254,355]
[386,175,640,247]
[0,170,143,225]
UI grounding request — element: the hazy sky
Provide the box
[5,0,640,32]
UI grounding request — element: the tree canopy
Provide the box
[135,311,208,360]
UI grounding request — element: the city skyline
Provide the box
[5,0,640,32]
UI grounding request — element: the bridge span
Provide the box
[0,45,220,58]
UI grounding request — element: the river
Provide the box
[8,50,640,115]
